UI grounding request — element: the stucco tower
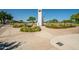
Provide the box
[37,9,43,26]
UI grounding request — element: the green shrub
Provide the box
[33,26,41,31]
[45,23,76,29]
[75,24,79,26]
[27,24,32,27]
[13,23,24,28]
[20,26,41,32]
[20,27,28,32]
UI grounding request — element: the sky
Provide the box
[0,9,38,21]
[43,9,79,21]
[0,9,79,21]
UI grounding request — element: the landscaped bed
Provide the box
[75,24,79,26]
[12,23,25,28]
[20,26,41,32]
[12,23,41,32]
[45,23,76,29]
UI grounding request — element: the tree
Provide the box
[52,19,58,23]
[6,14,13,24]
[27,16,36,23]
[27,16,36,26]
[61,19,74,27]
[71,13,79,24]
[0,11,7,24]
[19,20,23,23]
[6,14,13,20]
[62,20,73,23]
[0,11,13,24]
[47,19,58,23]
[0,17,2,24]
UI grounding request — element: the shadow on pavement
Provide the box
[0,41,21,50]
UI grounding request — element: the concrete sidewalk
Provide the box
[50,34,79,50]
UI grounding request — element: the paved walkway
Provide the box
[0,25,57,50]
[0,25,8,35]
[50,34,79,50]
[0,25,79,50]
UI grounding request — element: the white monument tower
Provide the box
[37,9,43,26]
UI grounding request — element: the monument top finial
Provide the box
[38,9,42,12]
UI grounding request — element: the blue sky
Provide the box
[0,9,38,21]
[43,9,79,21]
[0,9,79,21]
